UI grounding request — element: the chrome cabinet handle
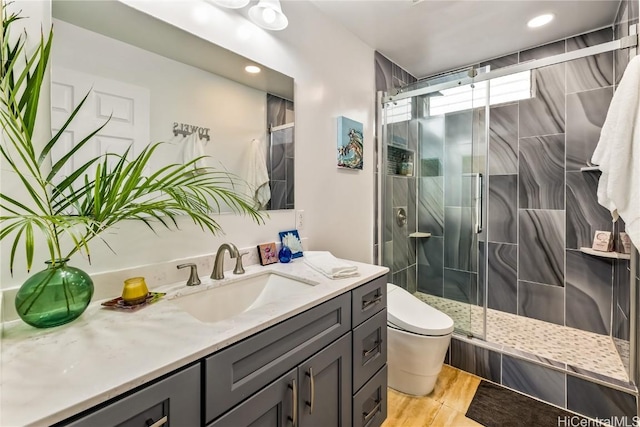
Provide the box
[288,379,298,427]
[145,415,168,427]
[305,368,315,414]
[362,340,382,358]
[362,294,382,310]
[362,401,382,424]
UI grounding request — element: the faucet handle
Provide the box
[177,263,201,286]
[233,252,249,275]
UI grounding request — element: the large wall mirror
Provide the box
[50,0,295,211]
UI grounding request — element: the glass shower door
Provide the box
[381,79,486,338]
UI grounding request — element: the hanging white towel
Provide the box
[181,132,208,171]
[304,251,359,279]
[247,138,271,209]
[592,55,640,248]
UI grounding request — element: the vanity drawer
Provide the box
[353,308,387,393]
[352,275,386,327]
[205,293,351,423]
[62,364,200,427]
[353,365,388,427]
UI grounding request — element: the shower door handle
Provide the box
[475,173,483,234]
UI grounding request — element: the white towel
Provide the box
[592,55,640,248]
[304,251,359,279]
[247,138,271,210]
[181,132,208,171]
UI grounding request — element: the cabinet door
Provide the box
[207,369,297,427]
[62,364,200,427]
[297,333,352,427]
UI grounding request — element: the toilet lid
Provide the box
[387,283,454,336]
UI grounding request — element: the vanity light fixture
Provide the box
[527,13,554,28]
[210,0,250,9]
[245,65,261,74]
[248,0,288,31]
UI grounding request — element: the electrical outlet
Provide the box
[296,210,305,230]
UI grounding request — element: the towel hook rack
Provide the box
[173,121,211,142]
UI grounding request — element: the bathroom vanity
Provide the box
[1,261,388,427]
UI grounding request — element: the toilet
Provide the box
[386,283,454,395]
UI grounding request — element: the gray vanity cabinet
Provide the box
[297,333,352,426]
[61,364,200,427]
[208,333,352,427]
[207,369,297,427]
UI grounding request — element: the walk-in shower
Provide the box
[377,21,640,416]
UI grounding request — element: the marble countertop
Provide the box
[1,259,388,427]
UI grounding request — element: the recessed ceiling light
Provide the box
[527,14,554,28]
[245,65,261,74]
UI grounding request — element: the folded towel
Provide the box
[247,138,271,210]
[304,251,359,279]
[592,55,640,248]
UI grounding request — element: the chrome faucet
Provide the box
[177,263,201,286]
[211,243,239,280]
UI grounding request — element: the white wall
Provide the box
[0,0,376,289]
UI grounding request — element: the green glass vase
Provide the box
[15,259,94,328]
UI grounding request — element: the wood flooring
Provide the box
[382,364,484,427]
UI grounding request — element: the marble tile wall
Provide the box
[482,27,623,339]
[266,95,295,210]
[374,51,418,285]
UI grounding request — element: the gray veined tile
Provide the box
[488,175,517,244]
[487,243,517,314]
[444,142,475,207]
[519,134,565,210]
[418,116,445,171]
[518,210,565,286]
[417,236,444,296]
[383,176,393,243]
[270,180,286,210]
[388,120,410,148]
[520,40,565,62]
[443,268,479,305]
[392,206,410,273]
[480,53,518,73]
[286,158,294,205]
[489,103,518,175]
[449,338,501,383]
[445,110,473,145]
[614,259,630,319]
[502,355,566,408]
[566,28,614,93]
[375,51,393,92]
[566,250,613,335]
[407,177,417,235]
[566,87,613,171]
[444,207,477,272]
[392,268,408,290]
[418,177,444,236]
[567,375,636,421]
[566,171,613,249]
[517,280,565,325]
[267,94,288,127]
[519,64,566,138]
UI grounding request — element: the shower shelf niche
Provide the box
[409,232,432,238]
[579,247,630,260]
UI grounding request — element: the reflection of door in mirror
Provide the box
[50,0,295,211]
[266,95,295,210]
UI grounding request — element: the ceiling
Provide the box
[310,0,621,78]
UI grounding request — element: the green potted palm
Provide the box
[0,4,264,328]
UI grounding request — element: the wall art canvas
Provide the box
[279,229,304,259]
[257,242,278,265]
[337,116,363,170]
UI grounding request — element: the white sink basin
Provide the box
[171,272,316,323]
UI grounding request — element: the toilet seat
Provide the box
[387,283,454,336]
